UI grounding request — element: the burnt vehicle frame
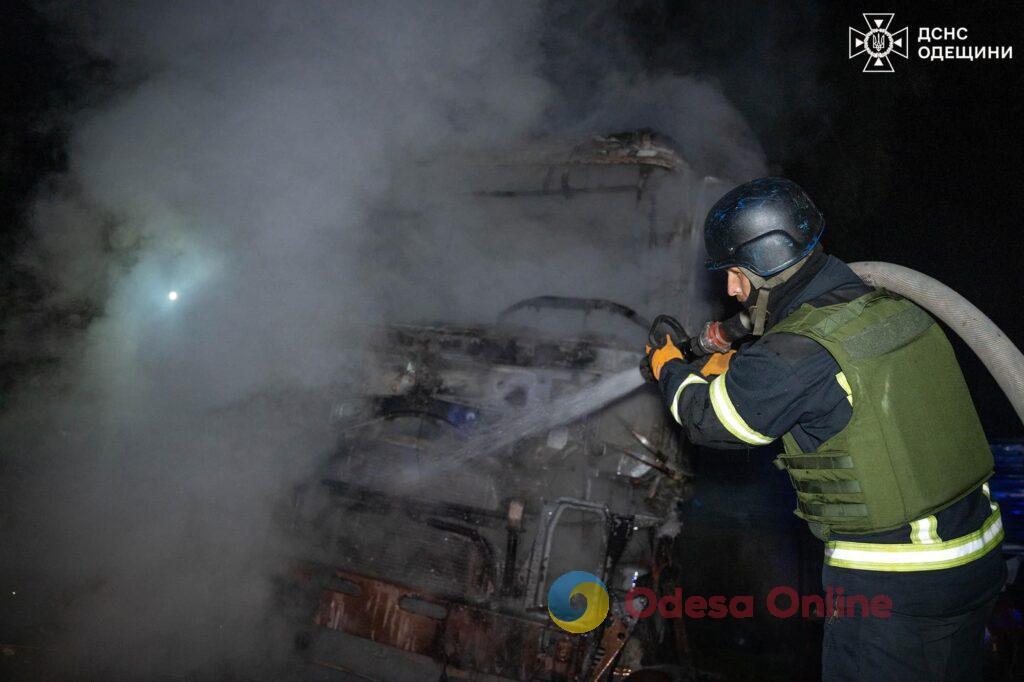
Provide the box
[287,131,715,681]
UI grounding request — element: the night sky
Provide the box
[1,0,1022,433]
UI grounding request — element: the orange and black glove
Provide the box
[699,349,736,377]
[640,334,685,383]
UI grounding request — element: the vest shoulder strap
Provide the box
[768,289,934,361]
[768,288,890,340]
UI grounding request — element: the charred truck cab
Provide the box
[284,132,730,680]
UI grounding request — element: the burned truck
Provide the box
[286,132,731,680]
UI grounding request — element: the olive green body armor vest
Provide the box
[767,289,994,539]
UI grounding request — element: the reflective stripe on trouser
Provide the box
[824,488,1003,571]
[707,372,774,445]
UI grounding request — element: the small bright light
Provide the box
[167,291,179,301]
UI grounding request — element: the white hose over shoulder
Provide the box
[850,261,1024,428]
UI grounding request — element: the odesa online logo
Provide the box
[547,571,609,634]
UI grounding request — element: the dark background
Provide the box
[2,0,1022,433]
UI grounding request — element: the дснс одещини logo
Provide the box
[849,13,909,73]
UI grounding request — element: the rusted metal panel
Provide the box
[314,571,585,679]
[315,572,443,656]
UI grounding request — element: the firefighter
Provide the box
[642,177,1006,681]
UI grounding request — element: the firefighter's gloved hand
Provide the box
[700,350,736,377]
[641,334,684,383]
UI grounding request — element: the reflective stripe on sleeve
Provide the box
[707,372,774,445]
[669,373,709,426]
[825,505,1003,572]
[835,371,853,406]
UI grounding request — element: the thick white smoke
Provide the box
[1,1,766,676]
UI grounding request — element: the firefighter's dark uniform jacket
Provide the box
[659,254,1005,628]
